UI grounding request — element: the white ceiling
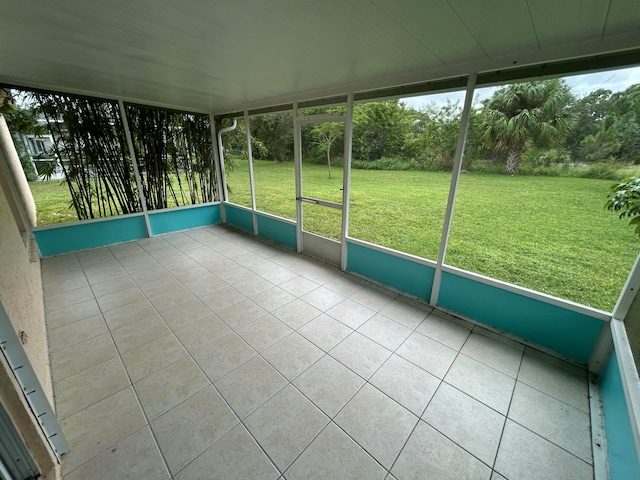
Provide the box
[1,0,639,114]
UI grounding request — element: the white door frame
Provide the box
[293,97,354,268]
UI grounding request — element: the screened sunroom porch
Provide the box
[4,77,637,480]
[1,1,640,479]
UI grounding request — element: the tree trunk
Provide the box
[326,147,332,179]
[505,149,521,174]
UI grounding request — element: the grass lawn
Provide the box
[29,180,77,224]
[31,159,640,311]
[228,160,639,311]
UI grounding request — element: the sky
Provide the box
[401,65,640,110]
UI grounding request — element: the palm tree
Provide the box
[480,79,575,174]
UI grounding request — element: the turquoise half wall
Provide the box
[346,240,435,301]
[600,351,640,480]
[257,214,296,249]
[225,204,253,233]
[437,270,605,364]
[149,204,220,235]
[33,214,147,257]
[33,203,221,257]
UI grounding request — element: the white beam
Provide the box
[244,111,258,235]
[118,100,152,237]
[341,93,354,271]
[293,102,303,253]
[209,115,226,222]
[430,73,477,306]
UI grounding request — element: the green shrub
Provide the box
[576,162,622,180]
[606,176,640,235]
[522,148,571,168]
[351,157,421,170]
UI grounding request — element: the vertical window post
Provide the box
[430,73,477,305]
[118,100,152,237]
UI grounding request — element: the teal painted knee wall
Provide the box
[256,214,296,249]
[148,204,220,235]
[33,204,221,257]
[225,204,253,233]
[600,352,640,479]
[223,206,296,249]
[344,241,604,364]
[33,215,148,257]
[346,241,434,302]
[437,271,604,364]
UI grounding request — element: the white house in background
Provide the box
[23,132,52,158]
[20,130,65,180]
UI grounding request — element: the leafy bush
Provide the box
[522,148,571,168]
[351,157,421,171]
[606,177,640,235]
[470,157,624,180]
[576,163,622,180]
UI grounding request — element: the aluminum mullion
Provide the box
[217,119,236,203]
[244,111,258,235]
[430,73,476,306]
[341,93,354,271]
[209,114,225,206]
[293,102,303,253]
[119,100,152,237]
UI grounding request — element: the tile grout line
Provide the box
[121,231,288,479]
[47,251,168,477]
[385,325,471,475]
[491,343,525,476]
[46,226,596,479]
[292,300,437,476]
[115,233,260,479]
[165,228,401,476]
[80,247,174,479]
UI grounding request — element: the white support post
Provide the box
[590,253,640,373]
[429,73,477,305]
[612,254,640,321]
[214,118,238,225]
[611,318,640,462]
[245,111,258,235]
[119,100,152,237]
[209,114,225,206]
[340,93,354,271]
[216,119,234,203]
[293,102,303,253]
[589,325,614,374]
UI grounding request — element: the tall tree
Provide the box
[480,79,576,174]
[403,101,462,170]
[311,121,343,178]
[609,84,640,164]
[564,88,612,162]
[352,100,410,161]
[580,115,621,163]
[250,113,293,162]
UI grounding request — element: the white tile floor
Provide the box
[42,225,595,480]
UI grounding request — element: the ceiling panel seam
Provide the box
[369,0,444,65]
[601,0,614,38]
[525,0,542,50]
[445,0,490,57]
